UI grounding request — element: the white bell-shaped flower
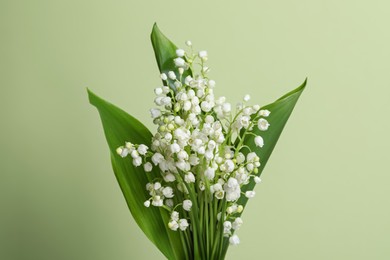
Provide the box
[176,49,185,57]
[229,234,240,245]
[183,199,192,211]
[258,118,270,131]
[254,136,264,148]
[179,219,189,231]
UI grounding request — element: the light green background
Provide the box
[1,0,389,259]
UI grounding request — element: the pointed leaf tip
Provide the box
[87,88,97,106]
[152,22,158,30]
[150,23,192,91]
[274,78,307,103]
[221,79,307,257]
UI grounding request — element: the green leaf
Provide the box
[88,89,184,260]
[221,79,307,258]
[151,23,192,90]
[240,78,307,202]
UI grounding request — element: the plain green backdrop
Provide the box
[1,0,389,259]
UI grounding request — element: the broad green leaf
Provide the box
[221,79,307,258]
[238,80,306,202]
[151,23,192,90]
[88,89,184,260]
[242,79,306,188]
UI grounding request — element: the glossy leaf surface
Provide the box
[88,89,184,260]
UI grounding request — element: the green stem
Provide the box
[217,199,228,259]
[209,198,218,248]
[211,198,226,259]
[180,231,190,260]
[205,195,210,258]
[175,173,201,259]
[184,228,193,259]
[182,180,205,260]
[199,193,204,240]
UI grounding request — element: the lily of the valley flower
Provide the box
[116,42,270,245]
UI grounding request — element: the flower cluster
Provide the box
[116,40,270,245]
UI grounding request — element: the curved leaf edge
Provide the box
[221,78,307,258]
[88,88,184,260]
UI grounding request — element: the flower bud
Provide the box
[243,94,250,101]
[174,103,181,112]
[143,162,153,172]
[154,87,163,95]
[168,71,176,80]
[254,176,261,183]
[198,50,208,61]
[174,57,186,67]
[259,109,271,117]
[245,191,256,198]
[116,147,123,155]
[208,80,216,88]
[160,73,167,80]
[253,104,260,111]
[176,49,185,57]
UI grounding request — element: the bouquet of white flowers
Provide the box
[88,23,306,260]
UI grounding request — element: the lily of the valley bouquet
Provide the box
[88,24,306,260]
